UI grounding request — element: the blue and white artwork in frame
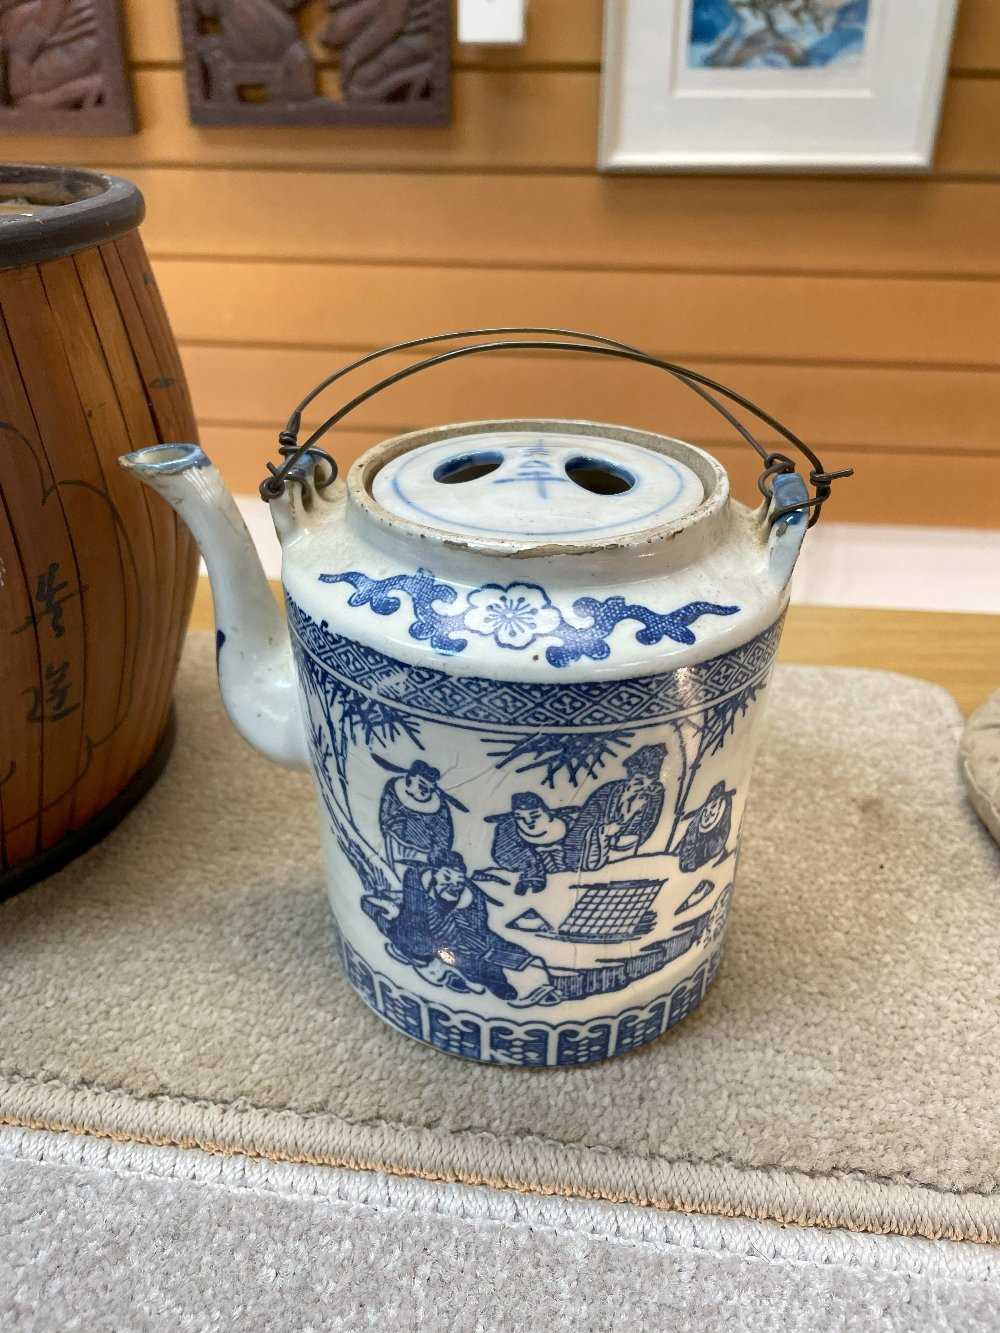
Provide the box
[688,1,871,70]
[599,0,958,172]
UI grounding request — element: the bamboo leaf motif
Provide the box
[483,728,636,790]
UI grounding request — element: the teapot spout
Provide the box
[118,444,308,771]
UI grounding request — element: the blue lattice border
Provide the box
[287,596,782,730]
[338,935,724,1066]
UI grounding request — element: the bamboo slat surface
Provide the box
[0,233,199,882]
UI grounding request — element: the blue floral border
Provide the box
[320,568,739,667]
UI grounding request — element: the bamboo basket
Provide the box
[0,166,199,898]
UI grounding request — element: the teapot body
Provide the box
[279,420,805,1066]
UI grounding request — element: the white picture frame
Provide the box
[599,0,958,173]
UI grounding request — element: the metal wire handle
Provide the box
[261,327,852,527]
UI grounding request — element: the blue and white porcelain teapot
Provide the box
[121,329,849,1067]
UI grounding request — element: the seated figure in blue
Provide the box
[383,850,559,1006]
[485,792,575,895]
[674,779,735,871]
[564,744,666,872]
[378,759,454,874]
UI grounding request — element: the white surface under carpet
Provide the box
[2,1126,998,1333]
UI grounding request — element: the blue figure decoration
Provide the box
[283,598,782,1062]
[374,754,466,875]
[370,850,561,1006]
[674,780,735,871]
[484,791,576,895]
[563,743,666,872]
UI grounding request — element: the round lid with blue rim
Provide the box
[370,427,707,544]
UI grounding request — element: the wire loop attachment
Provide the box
[261,327,852,527]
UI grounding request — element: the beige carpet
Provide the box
[1,634,997,1244]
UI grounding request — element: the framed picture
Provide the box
[0,0,134,136]
[175,0,450,128]
[599,1,958,172]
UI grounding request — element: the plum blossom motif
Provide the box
[320,567,739,665]
[462,583,561,650]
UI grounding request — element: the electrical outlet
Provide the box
[458,0,526,46]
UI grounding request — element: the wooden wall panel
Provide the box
[3,71,998,176]
[181,345,1000,456]
[14,0,996,530]
[950,1,1000,70]
[159,260,1000,367]
[0,71,597,173]
[120,0,1000,73]
[124,170,1000,277]
[199,425,1000,530]
[121,0,608,70]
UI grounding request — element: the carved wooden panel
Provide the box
[0,0,134,135]
[176,0,451,126]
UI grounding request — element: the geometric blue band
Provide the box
[287,596,782,731]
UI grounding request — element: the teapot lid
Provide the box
[371,426,706,544]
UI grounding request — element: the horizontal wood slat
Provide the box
[125,169,1000,277]
[181,345,1000,458]
[121,0,1000,73]
[952,0,1000,69]
[199,425,1000,529]
[157,259,1000,368]
[3,71,998,177]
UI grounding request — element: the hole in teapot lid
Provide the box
[564,456,635,496]
[433,451,503,484]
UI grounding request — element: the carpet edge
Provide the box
[1,1078,996,1246]
[3,1123,998,1284]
